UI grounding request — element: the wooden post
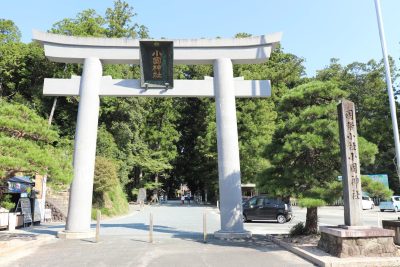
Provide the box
[149,213,153,243]
[377,211,381,227]
[96,209,101,243]
[203,212,207,243]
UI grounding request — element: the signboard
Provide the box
[8,182,29,193]
[338,174,389,188]
[366,174,389,188]
[140,41,173,89]
[7,176,32,194]
[17,197,32,224]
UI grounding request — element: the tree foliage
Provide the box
[93,156,118,194]
[316,58,400,191]
[105,0,148,38]
[0,19,21,44]
[0,101,72,184]
[361,175,393,199]
[50,0,148,39]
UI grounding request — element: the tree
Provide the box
[236,98,277,182]
[105,0,149,38]
[50,1,148,39]
[235,45,307,100]
[93,156,118,194]
[0,19,21,44]
[141,98,180,178]
[50,9,106,37]
[0,100,73,184]
[262,81,378,234]
[173,97,219,201]
[171,63,219,201]
[0,42,29,98]
[96,124,119,159]
[316,58,400,192]
[361,176,393,199]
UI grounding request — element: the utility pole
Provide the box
[374,0,400,180]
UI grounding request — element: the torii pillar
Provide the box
[214,58,247,237]
[33,30,282,239]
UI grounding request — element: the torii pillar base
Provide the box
[214,230,252,239]
[57,230,95,240]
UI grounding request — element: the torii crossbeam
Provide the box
[33,30,281,239]
[43,76,271,97]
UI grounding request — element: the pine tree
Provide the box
[263,81,378,234]
[0,100,73,184]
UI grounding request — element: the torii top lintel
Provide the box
[32,30,282,65]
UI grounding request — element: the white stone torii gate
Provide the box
[33,30,281,239]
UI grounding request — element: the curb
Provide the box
[267,234,326,266]
[0,233,56,258]
[267,234,400,267]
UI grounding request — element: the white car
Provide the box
[379,196,400,212]
[362,196,375,210]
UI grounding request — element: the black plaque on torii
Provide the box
[140,41,174,89]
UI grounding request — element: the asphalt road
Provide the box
[3,203,397,267]
[1,201,314,267]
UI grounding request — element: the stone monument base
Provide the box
[382,219,400,245]
[318,226,399,258]
[57,230,95,240]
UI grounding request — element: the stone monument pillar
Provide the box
[338,99,362,226]
[213,58,251,239]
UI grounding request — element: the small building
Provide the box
[241,183,257,199]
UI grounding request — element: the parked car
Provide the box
[242,196,251,203]
[361,196,374,210]
[379,196,400,212]
[242,196,292,224]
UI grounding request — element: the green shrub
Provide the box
[289,222,306,237]
[92,183,129,218]
[0,194,15,211]
[92,156,129,218]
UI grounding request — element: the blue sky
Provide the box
[2,0,400,77]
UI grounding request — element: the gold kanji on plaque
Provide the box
[152,50,162,79]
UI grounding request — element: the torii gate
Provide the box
[33,30,281,239]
